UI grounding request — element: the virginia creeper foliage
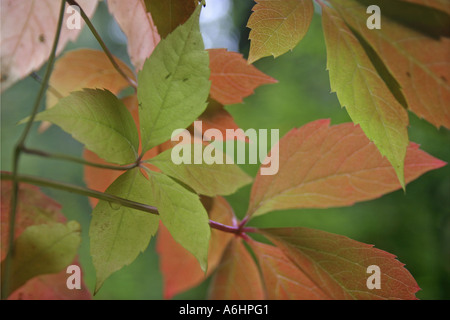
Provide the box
[1,0,448,300]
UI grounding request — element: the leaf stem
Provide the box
[2,0,67,300]
[1,172,159,215]
[208,220,257,238]
[66,0,137,90]
[1,172,258,239]
[22,147,139,171]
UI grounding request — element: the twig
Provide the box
[22,147,139,171]
[66,0,137,89]
[1,171,258,237]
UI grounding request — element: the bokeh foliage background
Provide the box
[1,0,449,299]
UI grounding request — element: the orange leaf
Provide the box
[249,240,329,300]
[0,0,98,91]
[330,0,450,128]
[108,0,160,71]
[247,119,446,217]
[157,196,235,299]
[195,99,248,142]
[247,0,314,63]
[208,49,277,105]
[208,238,265,300]
[262,227,421,300]
[1,180,90,300]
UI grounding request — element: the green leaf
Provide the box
[31,88,139,165]
[321,5,409,187]
[90,168,160,293]
[1,221,81,297]
[146,170,211,271]
[147,144,252,196]
[247,0,315,64]
[137,4,210,153]
[329,0,450,129]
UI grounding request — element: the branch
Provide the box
[2,0,67,301]
[1,171,158,215]
[1,172,257,236]
[22,147,139,171]
[66,0,138,89]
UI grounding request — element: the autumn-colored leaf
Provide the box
[208,238,265,300]
[0,0,98,91]
[261,227,421,299]
[31,89,140,165]
[1,222,81,297]
[322,4,410,187]
[196,99,249,142]
[157,196,235,299]
[41,49,136,132]
[90,168,160,293]
[330,0,450,128]
[247,0,314,64]
[138,4,210,153]
[1,181,65,259]
[249,240,329,300]
[108,0,160,71]
[1,180,90,300]
[208,49,277,105]
[144,0,197,38]
[247,120,446,217]
[7,259,91,300]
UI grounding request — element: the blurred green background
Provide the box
[1,0,449,299]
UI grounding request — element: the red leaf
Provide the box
[247,119,446,217]
[262,227,421,300]
[208,237,265,300]
[208,49,277,105]
[249,240,329,300]
[157,196,235,299]
[1,180,90,300]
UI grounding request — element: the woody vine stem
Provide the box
[2,0,254,300]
